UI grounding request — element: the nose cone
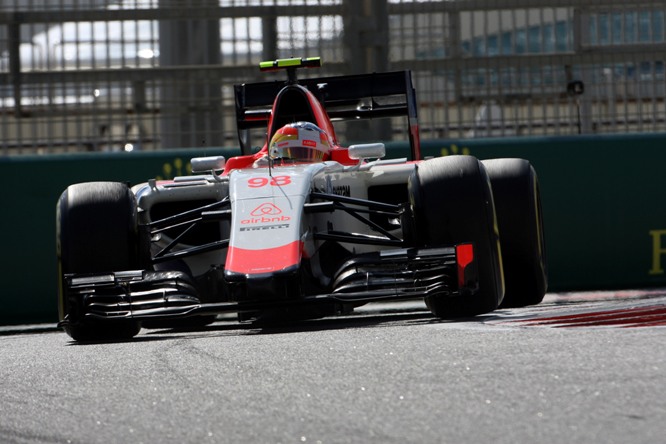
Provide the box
[225,263,301,303]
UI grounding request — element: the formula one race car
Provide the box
[56,57,547,341]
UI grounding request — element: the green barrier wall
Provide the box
[2,133,666,324]
[0,147,237,325]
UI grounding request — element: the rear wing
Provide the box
[234,70,421,160]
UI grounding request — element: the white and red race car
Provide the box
[56,57,547,341]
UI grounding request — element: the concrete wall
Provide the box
[2,133,666,324]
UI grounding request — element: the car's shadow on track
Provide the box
[146,310,434,339]
[132,307,429,341]
[136,305,493,342]
[63,303,514,345]
[60,316,426,345]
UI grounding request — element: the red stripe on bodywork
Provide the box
[225,241,302,275]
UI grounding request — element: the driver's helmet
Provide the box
[268,122,331,163]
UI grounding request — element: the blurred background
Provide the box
[1,0,665,155]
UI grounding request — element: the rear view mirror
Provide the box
[348,143,385,160]
[191,156,226,174]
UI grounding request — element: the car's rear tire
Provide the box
[482,159,547,307]
[57,182,143,341]
[408,155,504,317]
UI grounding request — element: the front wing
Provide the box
[59,246,476,327]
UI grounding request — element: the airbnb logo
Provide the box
[250,203,282,216]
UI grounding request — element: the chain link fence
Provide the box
[1,0,665,155]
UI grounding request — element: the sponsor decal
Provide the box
[333,185,351,197]
[240,224,290,232]
[303,139,317,147]
[241,203,291,225]
[649,229,666,275]
[440,143,471,157]
[155,157,190,180]
[241,215,291,225]
[251,203,282,216]
[313,185,351,197]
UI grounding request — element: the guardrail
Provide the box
[2,133,666,324]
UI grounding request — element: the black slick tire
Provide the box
[482,158,547,307]
[408,155,504,317]
[57,181,143,341]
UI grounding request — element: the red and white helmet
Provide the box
[268,122,332,163]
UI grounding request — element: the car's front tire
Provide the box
[408,155,504,318]
[57,182,144,341]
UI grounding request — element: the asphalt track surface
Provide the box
[1,290,665,444]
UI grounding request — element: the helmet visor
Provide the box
[271,145,327,163]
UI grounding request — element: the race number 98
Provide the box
[248,175,292,188]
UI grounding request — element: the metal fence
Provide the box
[1,0,665,155]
